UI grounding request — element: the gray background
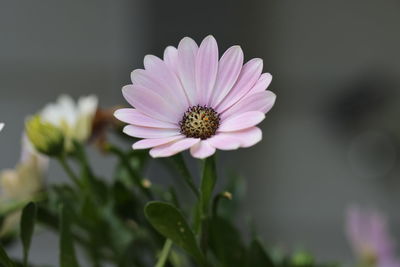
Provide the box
[2,0,400,265]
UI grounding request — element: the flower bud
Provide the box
[25,115,64,156]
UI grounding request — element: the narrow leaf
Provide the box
[0,244,14,267]
[20,202,37,267]
[59,205,80,267]
[145,202,205,265]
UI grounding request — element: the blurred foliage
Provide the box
[0,131,338,267]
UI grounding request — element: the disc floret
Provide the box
[179,105,220,140]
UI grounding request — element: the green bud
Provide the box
[291,251,314,266]
[26,115,65,157]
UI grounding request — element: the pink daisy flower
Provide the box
[115,35,276,159]
[346,206,400,267]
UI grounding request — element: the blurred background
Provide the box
[2,0,400,265]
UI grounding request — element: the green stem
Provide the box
[58,155,82,188]
[196,155,217,254]
[170,154,199,198]
[73,141,94,178]
[155,239,173,267]
[107,144,153,200]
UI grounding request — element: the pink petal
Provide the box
[190,140,216,159]
[114,108,179,129]
[216,58,263,113]
[221,91,276,120]
[163,46,179,74]
[210,46,244,107]
[123,125,180,139]
[130,70,184,110]
[207,134,241,150]
[195,35,219,106]
[248,73,273,95]
[122,85,181,123]
[177,37,199,106]
[143,55,189,111]
[133,135,185,149]
[149,138,200,158]
[222,127,262,147]
[219,111,265,132]
[131,69,161,94]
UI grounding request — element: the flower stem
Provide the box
[155,239,173,267]
[197,155,217,253]
[58,155,82,188]
[170,154,199,198]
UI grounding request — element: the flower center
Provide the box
[179,105,220,140]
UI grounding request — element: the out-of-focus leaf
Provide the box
[144,201,205,265]
[218,173,246,220]
[112,181,140,220]
[209,216,246,267]
[290,250,314,267]
[59,205,80,267]
[20,202,37,267]
[246,239,275,267]
[0,243,15,267]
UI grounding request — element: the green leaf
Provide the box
[200,155,217,214]
[59,205,80,267]
[144,202,205,266]
[20,202,37,267]
[209,216,246,267]
[246,239,275,267]
[0,243,15,267]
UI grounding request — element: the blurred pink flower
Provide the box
[346,206,400,267]
[115,35,276,158]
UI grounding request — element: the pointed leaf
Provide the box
[246,239,275,267]
[144,202,205,265]
[0,244,15,267]
[59,205,80,267]
[209,216,246,267]
[20,202,37,267]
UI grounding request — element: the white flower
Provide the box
[1,135,47,201]
[0,135,48,236]
[0,123,4,132]
[41,95,98,150]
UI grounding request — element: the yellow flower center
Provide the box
[179,105,220,139]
